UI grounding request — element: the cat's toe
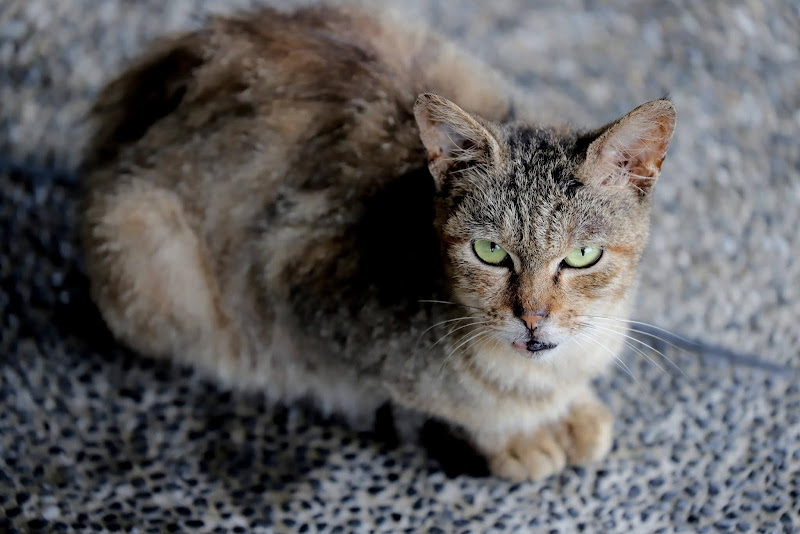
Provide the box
[563,401,613,465]
[488,451,530,482]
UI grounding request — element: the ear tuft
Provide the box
[414,93,500,191]
[580,99,676,195]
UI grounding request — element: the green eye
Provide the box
[473,239,509,265]
[564,246,603,268]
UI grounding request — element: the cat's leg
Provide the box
[482,394,613,481]
[83,178,241,372]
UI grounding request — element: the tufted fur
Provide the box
[81,4,675,480]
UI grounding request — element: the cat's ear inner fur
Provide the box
[579,99,676,195]
[414,93,501,191]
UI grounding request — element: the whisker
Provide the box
[586,315,797,375]
[571,332,629,376]
[585,320,689,375]
[418,299,484,311]
[587,323,687,378]
[577,320,664,375]
[579,315,695,373]
[619,326,695,356]
[474,334,495,357]
[575,331,629,378]
[433,330,474,380]
[428,320,487,350]
[473,330,503,371]
[621,338,669,375]
[447,329,491,360]
[578,315,698,348]
[582,322,668,375]
[435,329,490,381]
[416,315,477,347]
[576,331,642,391]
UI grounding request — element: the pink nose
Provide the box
[520,313,546,330]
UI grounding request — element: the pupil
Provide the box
[581,247,586,256]
[490,242,497,252]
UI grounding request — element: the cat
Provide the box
[80,3,675,481]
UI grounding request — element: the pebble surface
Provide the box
[1,0,798,532]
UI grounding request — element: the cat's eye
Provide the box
[564,246,603,268]
[473,239,509,266]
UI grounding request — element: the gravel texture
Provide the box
[1,0,798,532]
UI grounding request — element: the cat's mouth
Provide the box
[512,339,558,354]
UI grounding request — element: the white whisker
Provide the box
[435,329,489,381]
[416,315,477,347]
[583,322,667,375]
[578,315,697,347]
[428,320,487,350]
[576,331,642,391]
[578,315,691,377]
[587,323,687,378]
[418,299,484,311]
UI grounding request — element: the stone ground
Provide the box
[1,0,798,532]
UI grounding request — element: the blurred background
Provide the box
[1,1,798,532]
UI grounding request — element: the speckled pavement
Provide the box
[1,1,798,532]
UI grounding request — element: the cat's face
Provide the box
[415,94,675,361]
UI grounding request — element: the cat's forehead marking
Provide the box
[455,125,620,265]
[505,127,578,190]
[501,129,585,253]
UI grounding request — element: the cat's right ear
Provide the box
[414,93,501,192]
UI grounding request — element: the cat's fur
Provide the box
[81,4,675,480]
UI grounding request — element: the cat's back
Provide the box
[84,4,512,212]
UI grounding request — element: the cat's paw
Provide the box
[487,401,613,481]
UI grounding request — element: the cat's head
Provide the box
[414,93,675,364]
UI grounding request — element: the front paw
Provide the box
[487,401,613,481]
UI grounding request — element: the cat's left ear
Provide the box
[579,99,676,195]
[414,93,501,191]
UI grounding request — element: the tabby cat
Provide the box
[81,4,675,480]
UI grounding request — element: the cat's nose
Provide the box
[520,310,548,330]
